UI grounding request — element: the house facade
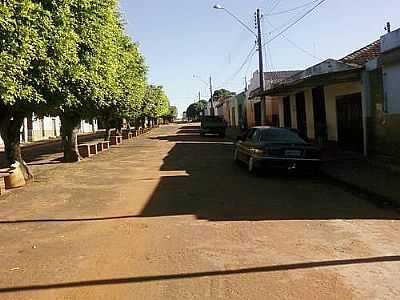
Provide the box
[260,28,400,158]
[246,70,300,128]
[365,28,400,158]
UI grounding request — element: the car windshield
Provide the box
[259,128,306,144]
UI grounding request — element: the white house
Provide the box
[0,115,98,146]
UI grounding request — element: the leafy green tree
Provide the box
[0,1,54,179]
[186,100,207,120]
[142,85,170,126]
[213,89,235,101]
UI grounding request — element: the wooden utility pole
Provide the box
[209,76,215,116]
[256,9,265,125]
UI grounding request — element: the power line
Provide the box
[270,0,283,13]
[265,18,322,61]
[216,44,257,89]
[266,0,320,16]
[264,0,327,46]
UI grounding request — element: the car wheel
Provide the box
[248,156,256,174]
[233,148,239,162]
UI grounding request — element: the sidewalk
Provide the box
[321,156,400,207]
[0,131,105,152]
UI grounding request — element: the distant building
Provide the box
[0,115,98,146]
[247,70,300,127]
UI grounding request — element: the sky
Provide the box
[120,0,400,117]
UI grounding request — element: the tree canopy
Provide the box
[0,0,172,173]
[213,89,235,101]
[186,100,207,120]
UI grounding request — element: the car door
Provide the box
[239,128,258,159]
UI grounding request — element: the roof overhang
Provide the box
[257,68,362,97]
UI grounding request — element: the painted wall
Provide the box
[383,63,400,113]
[324,82,362,141]
[304,88,315,140]
[368,68,400,158]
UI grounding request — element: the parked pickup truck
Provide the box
[200,116,226,137]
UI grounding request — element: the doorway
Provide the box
[295,92,307,138]
[312,86,327,144]
[336,93,363,152]
[254,102,262,126]
[283,96,291,128]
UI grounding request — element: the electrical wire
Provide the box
[270,0,283,13]
[216,44,257,89]
[264,0,327,46]
[265,18,322,61]
[266,0,320,16]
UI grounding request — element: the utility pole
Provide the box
[209,76,215,116]
[256,9,265,125]
[244,76,248,92]
[198,91,201,102]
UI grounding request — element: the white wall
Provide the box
[383,63,400,113]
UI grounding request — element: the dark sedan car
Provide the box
[234,127,321,174]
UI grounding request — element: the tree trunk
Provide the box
[0,111,34,181]
[105,127,112,141]
[60,115,80,163]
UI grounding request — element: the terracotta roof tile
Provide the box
[340,40,381,66]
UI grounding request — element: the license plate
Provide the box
[285,150,302,157]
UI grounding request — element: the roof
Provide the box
[340,40,381,66]
[264,71,302,81]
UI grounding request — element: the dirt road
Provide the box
[0,124,399,299]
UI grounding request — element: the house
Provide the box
[225,91,246,128]
[246,70,300,127]
[255,41,379,154]
[365,27,400,158]
[258,28,400,158]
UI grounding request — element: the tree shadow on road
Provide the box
[142,126,400,221]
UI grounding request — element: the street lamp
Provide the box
[213,4,266,125]
[213,4,257,37]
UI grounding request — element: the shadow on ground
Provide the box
[142,126,400,221]
[0,255,399,293]
[0,133,105,168]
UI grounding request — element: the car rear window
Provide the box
[259,128,306,144]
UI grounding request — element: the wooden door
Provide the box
[283,96,291,128]
[336,93,363,152]
[295,92,307,138]
[312,86,327,144]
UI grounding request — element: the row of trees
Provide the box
[185,89,235,120]
[0,0,174,179]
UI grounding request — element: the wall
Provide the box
[381,28,400,53]
[324,81,362,141]
[368,68,400,158]
[383,63,400,113]
[304,88,315,140]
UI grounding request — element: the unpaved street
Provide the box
[0,124,399,299]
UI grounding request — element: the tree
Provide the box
[213,89,235,101]
[186,100,207,120]
[142,85,170,125]
[0,1,54,179]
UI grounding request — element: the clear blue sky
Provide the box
[120,0,400,117]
